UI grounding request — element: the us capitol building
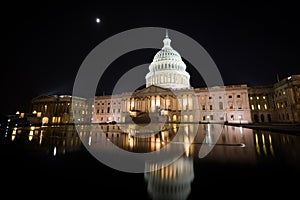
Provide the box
[19,32,300,125]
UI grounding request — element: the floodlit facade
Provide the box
[27,33,300,125]
[248,75,300,123]
[29,94,93,124]
[93,32,252,124]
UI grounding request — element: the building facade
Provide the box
[248,75,300,123]
[93,32,252,124]
[28,33,300,125]
[29,94,93,125]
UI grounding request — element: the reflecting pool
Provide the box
[1,124,299,199]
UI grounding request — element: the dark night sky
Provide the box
[3,1,300,116]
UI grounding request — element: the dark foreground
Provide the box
[1,124,300,199]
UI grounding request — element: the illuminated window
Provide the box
[20,113,25,118]
[258,104,261,110]
[283,91,286,95]
[42,117,48,124]
[44,105,47,112]
[37,112,42,118]
[256,96,259,100]
[264,104,268,110]
[263,96,266,99]
[251,105,255,110]
[250,97,253,100]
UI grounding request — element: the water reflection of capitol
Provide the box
[144,155,194,200]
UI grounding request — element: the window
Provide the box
[237,95,241,98]
[258,104,261,110]
[118,109,120,113]
[219,102,223,110]
[209,96,212,99]
[263,96,266,99]
[251,105,255,110]
[219,96,222,99]
[250,97,253,100]
[229,95,232,99]
[264,104,268,110]
[202,105,205,110]
[101,109,104,113]
[256,96,259,100]
[230,115,234,120]
[97,109,99,114]
[210,105,213,110]
[107,107,110,113]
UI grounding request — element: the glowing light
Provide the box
[29,131,33,141]
[39,131,43,145]
[11,134,16,141]
[88,136,92,146]
[96,18,101,23]
[53,146,57,156]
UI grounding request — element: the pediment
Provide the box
[132,85,174,97]
[31,94,55,102]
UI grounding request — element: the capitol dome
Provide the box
[145,30,190,89]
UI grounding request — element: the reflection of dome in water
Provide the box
[144,156,194,200]
[145,30,190,89]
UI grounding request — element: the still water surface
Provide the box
[1,124,299,199]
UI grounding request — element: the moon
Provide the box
[96,18,101,23]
